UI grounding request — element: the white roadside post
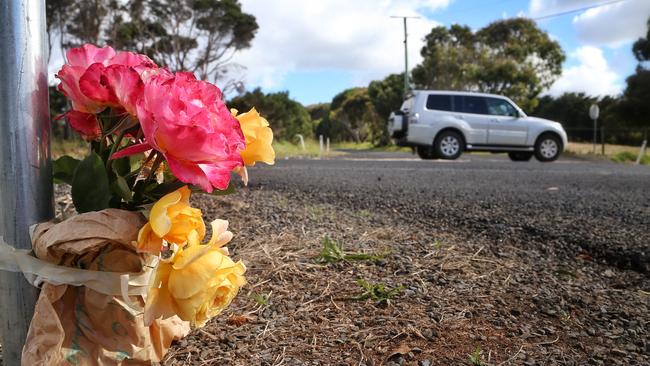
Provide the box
[319,135,324,159]
[636,140,647,165]
[326,137,330,154]
[295,134,306,152]
[589,104,599,154]
[0,0,53,364]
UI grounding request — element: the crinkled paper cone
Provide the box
[22,209,190,365]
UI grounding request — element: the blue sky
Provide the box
[233,0,650,105]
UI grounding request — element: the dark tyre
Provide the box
[508,152,533,161]
[417,146,436,160]
[534,134,562,162]
[434,130,463,160]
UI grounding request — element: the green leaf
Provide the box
[53,156,81,184]
[71,152,112,213]
[111,174,133,202]
[112,157,132,177]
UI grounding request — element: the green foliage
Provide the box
[229,88,313,140]
[53,156,80,184]
[317,87,381,143]
[307,103,330,123]
[412,19,565,112]
[314,236,385,264]
[468,346,485,366]
[632,17,650,62]
[71,152,111,213]
[610,17,650,132]
[315,236,346,263]
[611,151,650,165]
[367,73,405,146]
[352,279,403,304]
[110,0,257,85]
[252,292,270,306]
[47,0,257,87]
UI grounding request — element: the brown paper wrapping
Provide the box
[22,209,190,365]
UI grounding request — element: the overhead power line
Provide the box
[531,0,629,21]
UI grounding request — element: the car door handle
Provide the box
[455,115,464,120]
[491,119,500,123]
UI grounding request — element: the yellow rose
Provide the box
[144,220,246,328]
[136,186,206,253]
[233,108,275,166]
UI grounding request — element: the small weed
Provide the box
[314,236,385,264]
[308,206,328,220]
[251,292,270,306]
[468,346,484,366]
[611,151,650,165]
[352,279,403,305]
[433,239,445,250]
[356,209,372,218]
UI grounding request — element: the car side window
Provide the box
[456,96,488,115]
[426,94,452,111]
[486,97,518,117]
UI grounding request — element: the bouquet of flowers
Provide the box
[21,44,274,364]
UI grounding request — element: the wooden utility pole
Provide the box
[391,16,420,97]
[0,0,53,364]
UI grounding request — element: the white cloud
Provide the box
[546,46,622,97]
[572,0,650,47]
[232,0,446,90]
[529,0,650,47]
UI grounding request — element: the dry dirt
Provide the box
[159,187,650,366]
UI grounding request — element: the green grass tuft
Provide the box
[352,279,403,304]
[611,151,650,165]
[314,236,385,264]
[468,346,485,366]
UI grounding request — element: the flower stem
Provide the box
[106,129,128,171]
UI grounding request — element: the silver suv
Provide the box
[388,90,568,162]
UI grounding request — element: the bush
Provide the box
[611,151,650,165]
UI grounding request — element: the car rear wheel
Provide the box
[434,131,463,160]
[508,152,533,162]
[416,146,436,160]
[534,134,562,162]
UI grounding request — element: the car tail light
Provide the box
[408,113,419,124]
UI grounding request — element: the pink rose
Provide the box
[126,72,245,193]
[56,44,157,138]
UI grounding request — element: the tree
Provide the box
[325,88,385,142]
[412,18,565,112]
[619,17,650,135]
[412,25,477,92]
[46,0,257,89]
[367,73,405,145]
[229,88,313,141]
[108,0,257,88]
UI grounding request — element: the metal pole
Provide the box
[391,16,419,96]
[592,117,597,154]
[403,18,409,95]
[0,0,53,364]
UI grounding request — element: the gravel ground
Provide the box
[162,153,649,365]
[2,153,649,365]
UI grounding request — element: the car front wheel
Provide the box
[434,131,463,160]
[534,134,562,162]
[508,152,533,161]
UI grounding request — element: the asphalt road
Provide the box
[249,152,650,272]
